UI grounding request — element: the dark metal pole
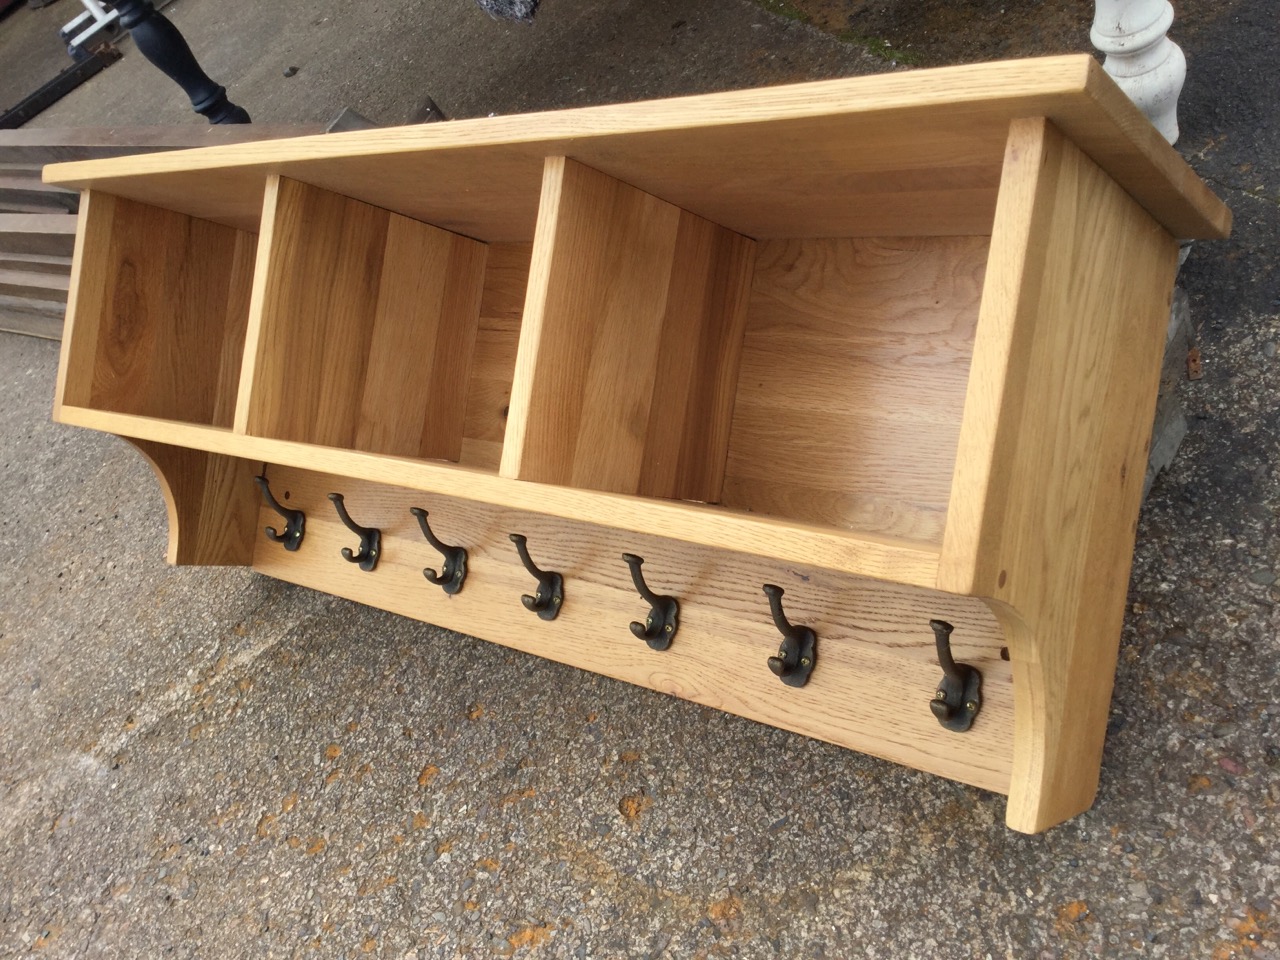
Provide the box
[111,0,251,124]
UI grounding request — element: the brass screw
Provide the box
[965,700,979,712]
[800,657,811,667]
[664,624,673,633]
[935,691,947,701]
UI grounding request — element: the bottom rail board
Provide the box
[251,465,1015,794]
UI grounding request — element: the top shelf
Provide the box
[42,56,1229,242]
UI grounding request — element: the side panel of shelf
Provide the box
[236,175,488,461]
[55,189,256,427]
[939,118,1180,832]
[251,465,1016,794]
[502,157,755,502]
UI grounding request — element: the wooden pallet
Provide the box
[45,56,1229,833]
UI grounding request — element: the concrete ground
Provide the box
[1,0,1278,957]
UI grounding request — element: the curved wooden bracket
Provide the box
[126,439,259,565]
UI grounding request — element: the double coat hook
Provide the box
[509,534,563,620]
[929,620,982,732]
[763,584,817,687]
[410,507,467,595]
[253,474,304,551]
[328,493,380,572]
[622,553,679,651]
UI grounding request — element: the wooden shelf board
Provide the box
[42,56,1228,242]
[54,405,945,589]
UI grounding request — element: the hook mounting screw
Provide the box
[763,584,817,687]
[253,474,304,551]
[929,620,982,732]
[410,507,467,595]
[509,534,563,620]
[622,553,678,651]
[328,493,380,572]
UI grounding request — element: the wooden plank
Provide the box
[127,440,259,565]
[722,237,986,542]
[250,466,1015,794]
[638,213,756,500]
[41,57,1228,241]
[0,213,76,256]
[939,119,1180,832]
[239,176,389,446]
[54,192,255,425]
[355,214,487,460]
[54,406,945,588]
[239,176,488,459]
[503,158,754,502]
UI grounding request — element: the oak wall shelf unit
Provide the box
[46,55,1230,833]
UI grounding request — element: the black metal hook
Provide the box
[327,493,380,572]
[409,507,467,595]
[929,620,982,732]
[763,584,817,687]
[509,534,563,620]
[253,474,304,551]
[622,553,679,651]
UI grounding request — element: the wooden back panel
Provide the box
[55,191,255,427]
[722,236,989,544]
[236,177,487,461]
[502,158,755,502]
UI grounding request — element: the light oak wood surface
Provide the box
[236,177,487,460]
[42,57,1228,242]
[723,237,987,542]
[940,119,1180,832]
[56,406,945,589]
[250,466,1015,793]
[128,440,259,566]
[503,158,754,501]
[55,191,256,427]
[47,64,1230,832]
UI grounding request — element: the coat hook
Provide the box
[929,620,982,732]
[253,474,304,551]
[409,507,467,595]
[763,584,816,687]
[622,553,679,651]
[509,533,563,620]
[328,493,380,572]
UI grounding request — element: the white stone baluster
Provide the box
[1091,0,1186,143]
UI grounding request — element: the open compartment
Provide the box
[236,175,499,464]
[720,235,989,546]
[56,190,256,427]
[501,157,756,502]
[503,157,990,548]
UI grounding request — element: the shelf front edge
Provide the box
[55,406,944,590]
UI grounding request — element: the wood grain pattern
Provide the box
[127,439,258,565]
[54,190,256,427]
[939,119,1180,832]
[459,242,530,471]
[723,237,988,543]
[42,57,1228,241]
[251,466,1015,793]
[503,158,754,501]
[54,406,945,588]
[237,177,487,460]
